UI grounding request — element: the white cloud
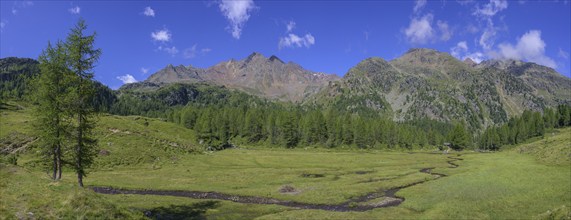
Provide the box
[466,24,479,34]
[451,41,485,63]
[141,68,149,75]
[0,20,6,32]
[11,1,33,15]
[437,20,452,41]
[117,74,138,84]
[479,29,495,50]
[474,0,508,17]
[22,1,33,7]
[469,0,509,55]
[558,48,569,60]
[184,45,198,59]
[279,33,315,49]
[457,0,474,6]
[143,7,155,17]
[404,0,453,45]
[218,0,257,39]
[286,21,296,33]
[151,28,171,42]
[165,47,179,56]
[404,14,434,44]
[413,0,427,13]
[464,52,485,63]
[183,45,212,59]
[68,6,81,14]
[492,30,556,68]
[451,41,468,58]
[158,46,178,56]
[478,19,499,50]
[279,21,315,49]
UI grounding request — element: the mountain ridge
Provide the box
[302,48,571,128]
[3,47,570,129]
[143,52,341,102]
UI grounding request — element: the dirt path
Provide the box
[91,155,462,212]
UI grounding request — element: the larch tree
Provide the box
[448,122,469,150]
[282,112,299,148]
[66,19,101,187]
[34,41,72,180]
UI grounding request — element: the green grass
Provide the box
[0,102,34,139]
[1,103,570,219]
[92,114,200,168]
[87,149,449,204]
[1,101,201,169]
[398,152,570,219]
[511,127,571,166]
[0,164,143,219]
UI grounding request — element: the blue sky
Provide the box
[1,0,570,89]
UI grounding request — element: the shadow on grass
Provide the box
[145,200,220,220]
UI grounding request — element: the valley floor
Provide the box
[1,105,569,219]
[1,147,570,219]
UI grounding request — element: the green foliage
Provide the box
[0,57,39,100]
[167,99,451,150]
[478,105,571,150]
[281,112,300,148]
[5,154,18,165]
[65,19,102,187]
[30,19,103,186]
[557,104,571,127]
[448,122,470,150]
[109,82,268,118]
[34,41,73,180]
[0,57,116,112]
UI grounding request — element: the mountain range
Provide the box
[137,48,571,128]
[144,52,340,102]
[2,48,570,129]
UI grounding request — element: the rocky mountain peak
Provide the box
[405,48,439,55]
[398,48,455,63]
[478,59,523,69]
[269,55,285,64]
[244,52,266,63]
[463,58,476,67]
[390,48,468,78]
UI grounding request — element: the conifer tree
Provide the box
[66,19,101,187]
[558,105,571,127]
[34,41,72,180]
[448,122,469,150]
[282,112,299,148]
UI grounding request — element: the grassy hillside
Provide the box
[511,127,571,165]
[0,101,200,169]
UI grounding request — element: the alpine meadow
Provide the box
[1,1,571,219]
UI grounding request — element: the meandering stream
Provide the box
[91,155,463,212]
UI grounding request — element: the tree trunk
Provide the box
[77,114,83,187]
[78,171,83,187]
[55,121,62,180]
[76,73,84,187]
[52,146,57,180]
[56,145,62,180]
